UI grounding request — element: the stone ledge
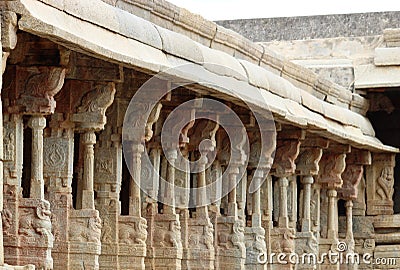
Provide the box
[374,47,400,66]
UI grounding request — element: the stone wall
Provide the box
[217,11,400,42]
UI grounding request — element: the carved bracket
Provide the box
[338,150,371,200]
[272,139,301,177]
[71,82,116,132]
[4,66,66,114]
[296,148,323,176]
[316,144,350,189]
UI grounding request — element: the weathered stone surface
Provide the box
[199,45,247,81]
[156,25,203,64]
[355,64,400,89]
[1,1,400,269]
[216,12,400,42]
[374,47,400,66]
[63,0,163,49]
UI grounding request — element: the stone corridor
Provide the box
[0,0,400,270]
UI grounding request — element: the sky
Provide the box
[167,0,400,21]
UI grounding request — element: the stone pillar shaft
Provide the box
[278,177,289,228]
[81,131,96,209]
[129,144,144,216]
[197,156,208,216]
[301,176,314,232]
[345,200,354,240]
[228,172,238,217]
[164,149,177,214]
[28,115,47,200]
[327,189,338,239]
[0,82,4,265]
[252,174,262,227]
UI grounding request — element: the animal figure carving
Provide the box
[119,219,147,245]
[19,201,52,238]
[153,220,182,248]
[69,216,102,243]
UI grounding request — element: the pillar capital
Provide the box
[28,115,47,130]
[81,131,97,145]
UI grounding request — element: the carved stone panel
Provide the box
[366,153,395,215]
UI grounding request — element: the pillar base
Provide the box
[118,216,147,270]
[151,214,183,270]
[182,214,215,270]
[4,198,53,270]
[69,209,101,270]
[245,226,267,270]
[216,216,246,270]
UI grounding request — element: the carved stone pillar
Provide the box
[366,153,395,215]
[2,65,65,269]
[182,119,218,270]
[67,80,115,270]
[2,113,23,267]
[338,149,371,270]
[93,98,125,270]
[216,126,247,270]
[316,144,349,270]
[294,138,327,270]
[43,113,74,270]
[142,146,161,270]
[121,96,162,270]
[270,129,303,270]
[149,106,194,270]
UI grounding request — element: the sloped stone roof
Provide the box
[6,0,398,152]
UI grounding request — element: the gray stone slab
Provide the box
[63,0,163,49]
[155,25,204,64]
[374,47,400,66]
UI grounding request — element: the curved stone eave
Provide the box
[10,0,399,154]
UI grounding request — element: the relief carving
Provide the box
[76,83,115,115]
[69,216,102,243]
[339,150,371,200]
[6,66,66,114]
[316,152,346,188]
[366,153,395,215]
[72,82,116,131]
[218,219,245,252]
[43,140,66,170]
[187,222,214,250]
[2,208,13,235]
[338,165,363,200]
[3,127,15,161]
[19,201,52,239]
[153,220,182,248]
[100,216,113,244]
[119,219,148,245]
[376,167,394,200]
[272,139,301,177]
[296,147,323,176]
